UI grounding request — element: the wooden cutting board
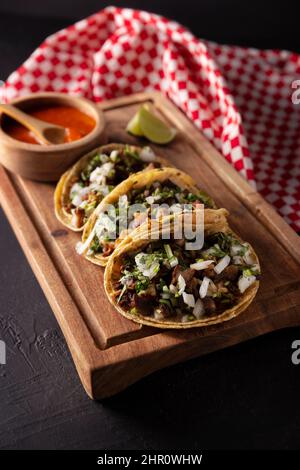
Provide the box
[1,92,300,400]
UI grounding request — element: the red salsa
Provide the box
[3,105,95,144]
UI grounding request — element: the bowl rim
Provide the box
[0,92,105,152]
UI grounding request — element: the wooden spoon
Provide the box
[0,103,66,145]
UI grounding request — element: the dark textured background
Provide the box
[0,0,300,450]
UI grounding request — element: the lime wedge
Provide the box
[126,111,144,137]
[126,105,176,144]
[138,106,176,144]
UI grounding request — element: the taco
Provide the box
[54,143,171,231]
[77,167,216,266]
[104,209,260,329]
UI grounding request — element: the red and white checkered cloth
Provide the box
[1,6,300,230]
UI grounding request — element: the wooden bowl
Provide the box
[0,92,105,181]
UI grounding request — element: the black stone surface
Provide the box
[0,1,300,450]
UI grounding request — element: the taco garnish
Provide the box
[78,167,216,266]
[54,144,171,231]
[104,209,260,328]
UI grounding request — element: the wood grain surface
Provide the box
[0,92,300,399]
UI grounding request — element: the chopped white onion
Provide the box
[70,182,84,195]
[90,182,110,196]
[72,194,83,207]
[214,255,231,274]
[70,183,90,207]
[238,274,256,293]
[199,276,210,298]
[190,260,214,270]
[193,298,205,319]
[169,257,178,268]
[110,150,119,161]
[154,310,164,320]
[75,216,100,255]
[139,146,156,162]
[183,292,195,308]
[89,162,114,184]
[99,153,109,162]
[95,214,116,239]
[177,275,186,295]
